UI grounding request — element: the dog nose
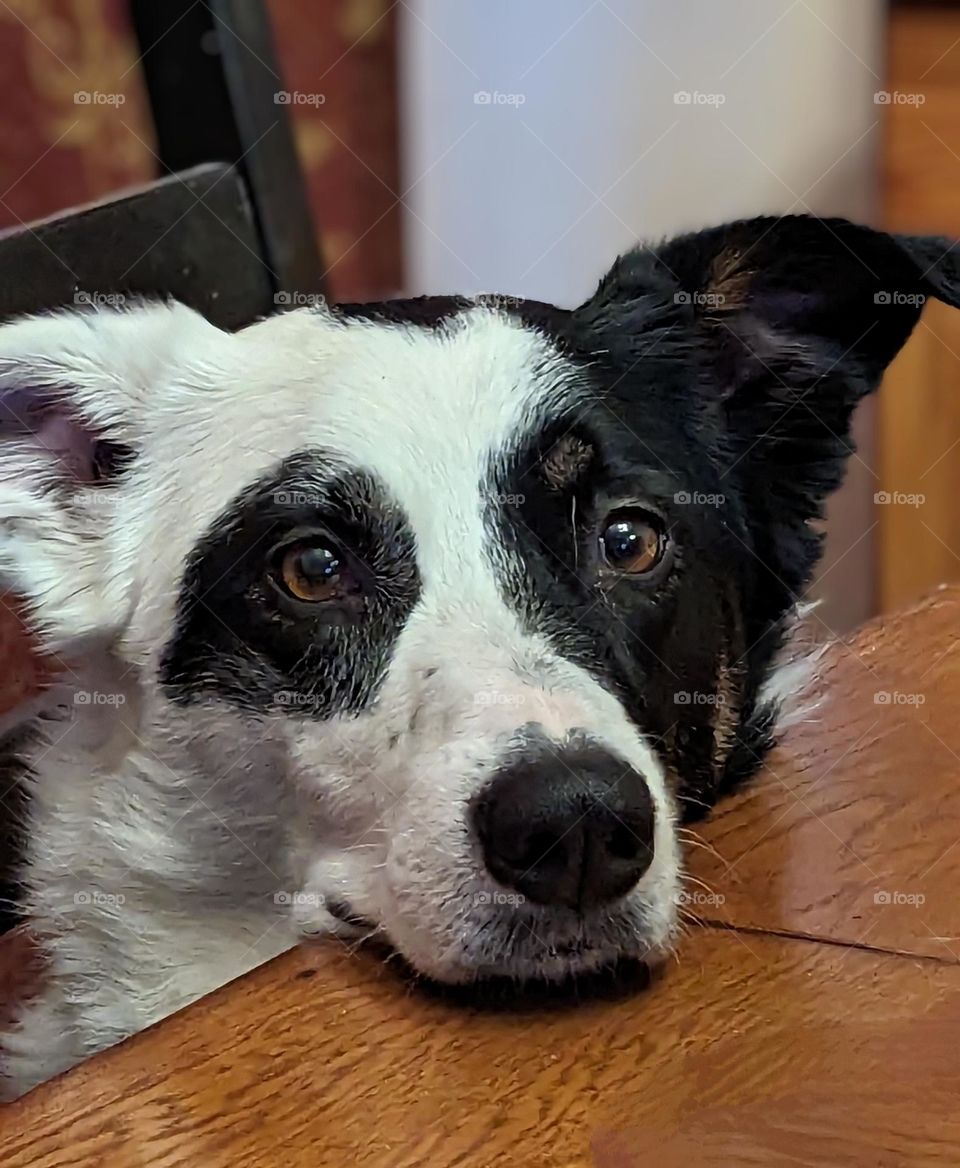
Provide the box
[472,744,655,911]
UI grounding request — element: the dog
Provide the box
[0,214,957,1099]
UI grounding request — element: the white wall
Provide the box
[399,0,886,628]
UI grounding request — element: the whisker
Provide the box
[678,827,726,865]
[681,872,720,896]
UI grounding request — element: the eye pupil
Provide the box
[274,540,350,602]
[605,521,641,561]
[600,512,666,575]
[299,547,340,581]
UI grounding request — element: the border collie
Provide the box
[0,215,957,1098]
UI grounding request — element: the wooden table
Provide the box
[3,589,960,1167]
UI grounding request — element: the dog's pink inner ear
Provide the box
[32,411,103,483]
[0,388,104,485]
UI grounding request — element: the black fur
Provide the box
[0,735,30,931]
[486,390,755,818]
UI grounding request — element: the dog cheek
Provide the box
[376,839,473,977]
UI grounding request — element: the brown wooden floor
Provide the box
[3,588,960,1165]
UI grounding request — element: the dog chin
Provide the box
[292,865,677,987]
[359,901,676,989]
[405,943,661,988]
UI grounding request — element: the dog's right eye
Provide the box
[598,510,668,576]
[269,539,357,603]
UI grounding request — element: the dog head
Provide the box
[2,216,957,984]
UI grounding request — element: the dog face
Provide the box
[2,216,957,985]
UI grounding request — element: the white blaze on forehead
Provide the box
[292,308,585,668]
[145,309,575,548]
[272,307,580,586]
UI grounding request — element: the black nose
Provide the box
[472,743,656,911]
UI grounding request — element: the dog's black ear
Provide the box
[576,215,960,604]
[649,215,960,385]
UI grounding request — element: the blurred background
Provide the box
[0,0,957,635]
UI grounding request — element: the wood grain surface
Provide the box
[3,589,960,1166]
[693,586,960,962]
[879,3,960,611]
[4,930,959,1168]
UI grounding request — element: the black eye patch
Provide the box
[160,450,421,719]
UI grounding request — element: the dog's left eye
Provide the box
[271,540,354,603]
[599,511,668,575]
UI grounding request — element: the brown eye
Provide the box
[599,511,667,575]
[274,541,348,602]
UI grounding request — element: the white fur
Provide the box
[0,303,680,1098]
[759,601,828,730]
